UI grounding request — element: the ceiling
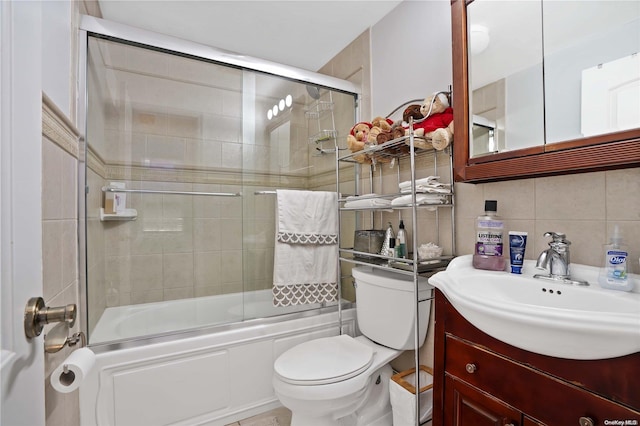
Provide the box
[97,0,403,71]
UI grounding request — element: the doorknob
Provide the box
[24,297,76,339]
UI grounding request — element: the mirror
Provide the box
[468,0,544,157]
[452,0,640,183]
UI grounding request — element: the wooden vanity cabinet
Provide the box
[433,289,640,426]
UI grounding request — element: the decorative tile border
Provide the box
[87,148,107,179]
[42,93,80,158]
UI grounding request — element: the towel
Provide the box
[399,176,451,194]
[273,190,338,307]
[343,194,392,209]
[391,193,447,206]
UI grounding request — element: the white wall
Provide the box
[42,0,74,118]
[371,0,452,119]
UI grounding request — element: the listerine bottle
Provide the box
[472,200,506,271]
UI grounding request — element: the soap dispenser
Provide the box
[599,225,632,291]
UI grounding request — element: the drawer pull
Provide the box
[465,363,477,373]
[579,417,594,426]
[505,424,515,426]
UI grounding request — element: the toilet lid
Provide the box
[274,335,374,385]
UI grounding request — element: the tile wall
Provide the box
[42,97,81,426]
[455,168,640,274]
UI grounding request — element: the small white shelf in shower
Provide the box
[100,208,138,222]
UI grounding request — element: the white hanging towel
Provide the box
[273,190,338,307]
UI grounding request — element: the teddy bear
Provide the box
[366,116,393,146]
[406,92,454,151]
[376,119,407,145]
[403,104,422,123]
[346,121,372,153]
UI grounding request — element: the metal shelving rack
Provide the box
[335,96,455,425]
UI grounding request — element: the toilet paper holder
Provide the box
[44,322,86,353]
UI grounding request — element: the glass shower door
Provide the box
[85,36,246,344]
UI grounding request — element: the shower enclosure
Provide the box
[78,16,360,346]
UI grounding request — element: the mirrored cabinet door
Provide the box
[453,0,640,183]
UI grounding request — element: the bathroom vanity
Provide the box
[432,290,640,425]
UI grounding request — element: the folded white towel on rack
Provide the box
[399,176,441,189]
[400,184,451,194]
[391,193,447,206]
[343,194,392,209]
[399,176,451,194]
[273,190,338,307]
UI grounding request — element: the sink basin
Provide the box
[429,255,640,360]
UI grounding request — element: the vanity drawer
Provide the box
[444,335,640,425]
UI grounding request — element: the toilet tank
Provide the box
[352,266,433,350]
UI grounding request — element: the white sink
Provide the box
[429,255,640,360]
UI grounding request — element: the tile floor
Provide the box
[225,407,292,426]
[227,406,433,425]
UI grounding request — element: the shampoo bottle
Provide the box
[397,220,408,258]
[472,200,506,271]
[599,225,632,292]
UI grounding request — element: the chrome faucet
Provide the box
[534,232,588,285]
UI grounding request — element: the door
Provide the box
[445,376,521,426]
[1,1,45,425]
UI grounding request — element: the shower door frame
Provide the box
[76,15,362,348]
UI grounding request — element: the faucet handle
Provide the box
[543,232,567,242]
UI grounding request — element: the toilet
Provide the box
[272,266,433,426]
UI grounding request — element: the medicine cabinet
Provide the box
[452,0,640,183]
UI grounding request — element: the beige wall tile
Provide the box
[163,252,195,288]
[129,254,163,293]
[483,178,535,220]
[164,287,194,301]
[195,251,222,288]
[194,218,221,251]
[62,220,78,287]
[535,172,606,220]
[605,168,640,221]
[220,252,243,284]
[61,153,77,220]
[43,220,63,300]
[43,139,63,220]
[131,289,164,304]
[161,218,194,253]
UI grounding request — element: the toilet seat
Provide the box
[274,335,374,385]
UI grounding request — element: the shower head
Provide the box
[306,85,321,100]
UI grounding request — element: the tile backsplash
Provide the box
[455,167,640,274]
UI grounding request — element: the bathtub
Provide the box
[80,291,357,426]
[90,289,328,344]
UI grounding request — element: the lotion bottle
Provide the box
[599,225,632,291]
[472,200,506,271]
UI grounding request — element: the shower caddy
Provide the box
[335,93,456,425]
[306,90,340,155]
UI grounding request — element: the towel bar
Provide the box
[101,186,241,197]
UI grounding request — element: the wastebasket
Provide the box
[389,365,433,426]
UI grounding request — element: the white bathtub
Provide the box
[80,292,356,426]
[90,289,326,344]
